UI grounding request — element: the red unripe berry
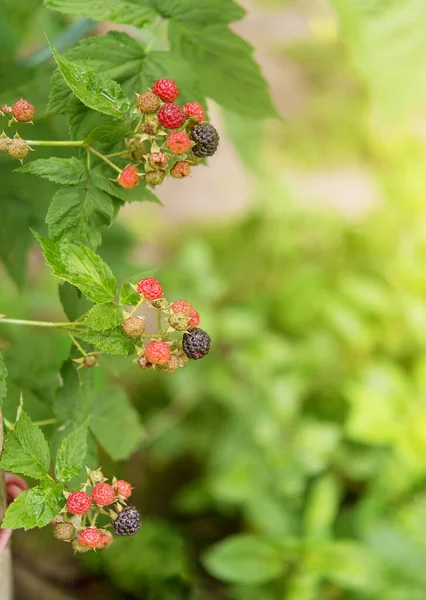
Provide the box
[171,300,193,318]
[189,309,200,328]
[92,482,115,506]
[12,99,35,122]
[158,103,186,129]
[167,131,192,155]
[67,491,91,515]
[171,161,191,178]
[1,105,12,115]
[152,79,179,102]
[137,277,163,300]
[116,480,132,499]
[145,341,171,365]
[184,102,205,123]
[118,165,141,189]
[78,527,102,549]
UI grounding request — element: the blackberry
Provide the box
[113,507,142,536]
[190,124,219,158]
[182,327,211,360]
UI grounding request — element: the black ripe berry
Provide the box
[182,327,211,360]
[112,507,142,536]
[190,124,219,158]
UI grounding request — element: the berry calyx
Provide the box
[136,91,161,114]
[83,354,98,368]
[123,316,146,338]
[72,539,90,553]
[141,119,160,136]
[188,309,200,328]
[137,277,163,300]
[167,131,192,155]
[118,165,141,189]
[161,355,180,374]
[78,527,102,549]
[190,124,220,157]
[92,482,115,506]
[12,99,35,123]
[87,468,105,485]
[171,161,191,178]
[116,480,132,499]
[182,327,211,360]
[169,313,190,331]
[145,170,166,186]
[144,341,171,365]
[53,522,75,541]
[184,102,205,123]
[152,79,179,103]
[148,152,169,170]
[158,103,186,129]
[171,300,194,318]
[112,507,142,536]
[7,137,30,162]
[66,491,92,515]
[128,139,147,162]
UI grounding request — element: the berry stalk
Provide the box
[0,318,85,329]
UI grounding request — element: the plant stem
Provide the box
[33,418,59,427]
[0,318,82,329]
[88,146,122,173]
[104,150,131,158]
[68,332,88,356]
[129,297,144,316]
[26,140,85,147]
[157,308,162,332]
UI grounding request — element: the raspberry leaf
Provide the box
[202,535,285,585]
[1,480,66,530]
[73,327,135,356]
[16,157,86,185]
[84,120,133,145]
[35,234,118,303]
[55,420,88,482]
[0,351,7,406]
[0,410,50,479]
[84,302,124,331]
[119,283,140,306]
[44,0,156,27]
[48,41,130,118]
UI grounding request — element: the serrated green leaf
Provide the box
[0,410,50,479]
[73,326,135,356]
[46,181,113,249]
[45,0,156,27]
[90,387,144,460]
[203,535,284,585]
[35,234,118,303]
[84,302,124,331]
[48,41,130,117]
[59,282,92,322]
[0,351,7,406]
[55,420,88,482]
[1,480,65,530]
[119,282,140,306]
[84,119,132,145]
[16,157,86,185]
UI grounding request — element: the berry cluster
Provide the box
[0,99,35,163]
[53,468,141,553]
[118,79,220,188]
[121,277,211,372]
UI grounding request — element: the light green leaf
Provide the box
[119,283,140,306]
[46,182,113,249]
[0,351,7,405]
[84,302,124,331]
[35,234,118,303]
[1,480,65,530]
[16,157,86,185]
[48,41,130,117]
[90,387,144,460]
[55,421,88,482]
[74,327,135,356]
[84,120,132,145]
[45,0,156,27]
[0,410,50,479]
[304,474,341,541]
[203,535,284,585]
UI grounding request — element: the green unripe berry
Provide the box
[169,313,190,331]
[53,522,75,541]
[123,316,146,339]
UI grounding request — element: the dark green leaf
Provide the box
[16,157,86,185]
[1,480,65,530]
[48,41,130,117]
[74,326,135,356]
[90,386,144,460]
[35,234,118,303]
[203,535,284,585]
[0,410,50,479]
[45,0,156,27]
[55,420,88,482]
[84,302,124,331]
[59,282,92,322]
[84,119,132,145]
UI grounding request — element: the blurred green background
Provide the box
[3,0,426,598]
